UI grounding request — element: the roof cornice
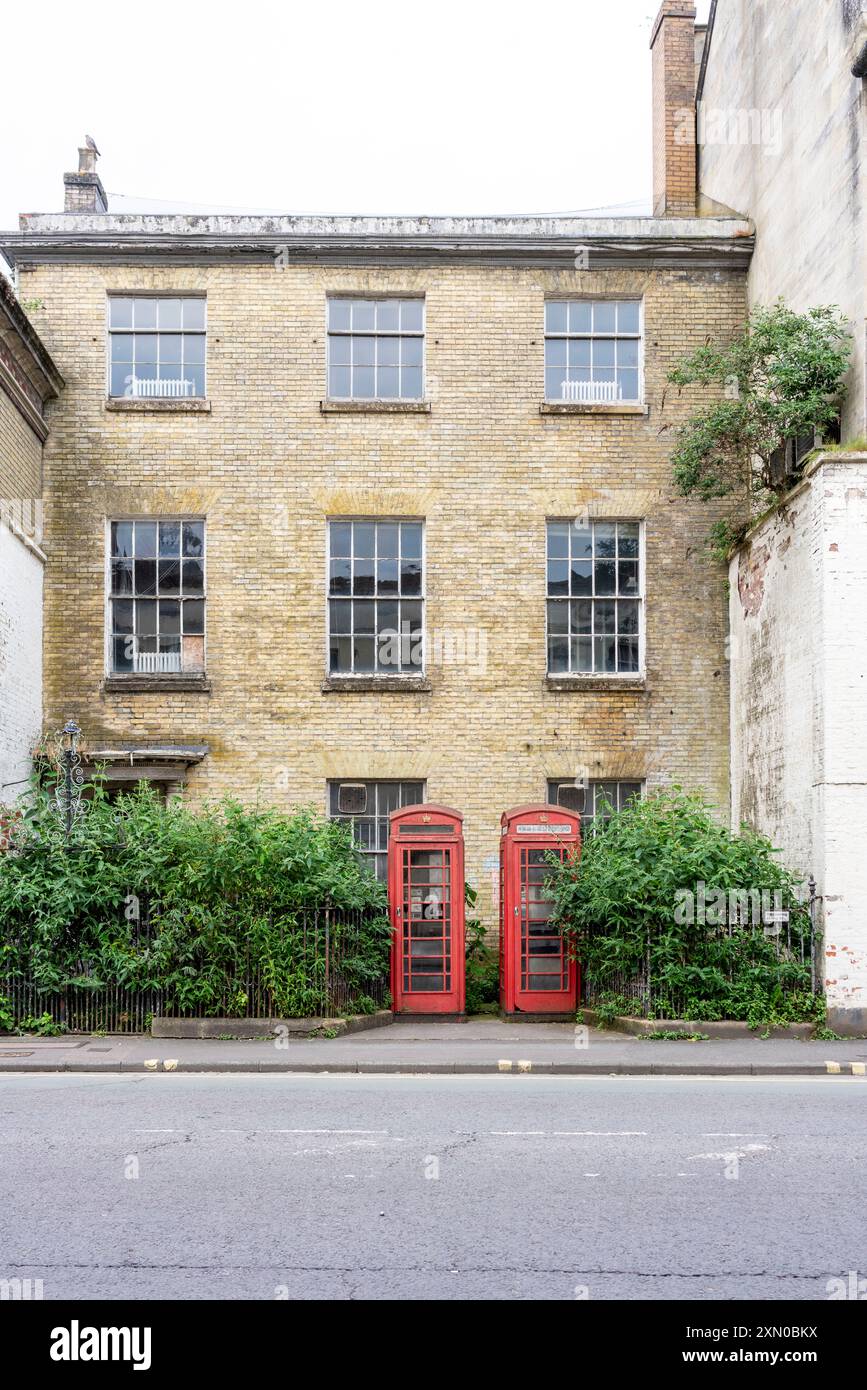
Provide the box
[0,214,755,272]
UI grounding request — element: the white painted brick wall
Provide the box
[729,455,867,1033]
[0,524,43,802]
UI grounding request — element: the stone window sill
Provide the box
[105,398,212,414]
[322,676,432,694]
[319,399,431,415]
[545,675,647,694]
[539,401,648,418]
[103,674,212,694]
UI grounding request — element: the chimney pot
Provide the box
[64,138,107,214]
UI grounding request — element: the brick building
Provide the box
[0,276,64,801]
[0,2,752,927]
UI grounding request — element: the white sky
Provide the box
[3,0,710,232]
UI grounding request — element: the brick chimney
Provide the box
[63,140,107,213]
[650,1,698,217]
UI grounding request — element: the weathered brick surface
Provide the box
[21,257,747,924]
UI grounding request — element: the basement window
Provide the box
[327,297,424,400]
[329,780,425,880]
[109,519,205,674]
[546,519,643,676]
[548,779,643,831]
[108,296,206,399]
[544,300,641,404]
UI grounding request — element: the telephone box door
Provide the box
[388,805,465,1014]
[500,805,580,1014]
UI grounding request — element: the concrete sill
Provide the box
[539,401,648,418]
[105,398,212,414]
[102,675,212,694]
[545,676,647,695]
[319,399,431,415]
[322,676,432,694]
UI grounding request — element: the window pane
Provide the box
[183,599,205,634]
[134,522,157,557]
[112,521,133,558]
[110,298,133,329]
[378,367,399,398]
[133,299,157,329]
[136,598,157,635]
[571,599,592,634]
[353,556,375,595]
[571,524,593,559]
[159,600,180,633]
[401,523,423,560]
[353,599,375,634]
[617,338,639,368]
[378,523,399,558]
[593,302,616,333]
[595,522,617,557]
[618,600,640,634]
[570,560,592,595]
[352,301,376,331]
[183,333,206,364]
[592,339,616,370]
[353,635,376,672]
[159,334,182,364]
[159,521,180,555]
[545,338,567,368]
[401,559,422,595]
[618,368,639,401]
[401,366,423,398]
[113,634,134,672]
[547,560,569,596]
[134,333,158,363]
[112,598,134,634]
[329,599,351,633]
[618,523,639,557]
[568,339,591,368]
[182,560,204,595]
[619,560,639,595]
[353,365,375,398]
[569,301,592,334]
[111,333,134,363]
[329,365,351,398]
[329,335,351,366]
[329,299,351,331]
[186,363,206,397]
[352,335,375,366]
[377,557,398,593]
[401,336,423,367]
[354,522,375,557]
[547,523,569,559]
[182,299,206,331]
[545,368,566,400]
[182,522,204,557]
[400,300,424,332]
[110,363,132,397]
[134,560,157,595]
[595,560,617,595]
[545,301,567,333]
[158,560,180,595]
[111,559,133,594]
[596,600,616,634]
[157,299,182,330]
[548,637,568,673]
[594,635,617,672]
[617,301,640,334]
[547,599,568,635]
[330,522,352,557]
[330,558,351,594]
[330,635,352,672]
[574,636,593,671]
[376,300,400,331]
[618,637,639,671]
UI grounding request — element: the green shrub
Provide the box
[549,788,819,1028]
[0,778,390,1019]
[464,882,499,1015]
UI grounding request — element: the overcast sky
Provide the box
[3,0,710,234]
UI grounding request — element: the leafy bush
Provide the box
[668,300,851,502]
[549,789,819,1028]
[0,778,390,1019]
[464,883,499,1015]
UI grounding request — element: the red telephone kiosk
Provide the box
[500,805,581,1015]
[388,805,465,1014]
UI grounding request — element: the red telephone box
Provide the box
[388,804,465,1014]
[500,805,581,1015]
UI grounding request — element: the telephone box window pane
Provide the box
[546,520,643,676]
[328,520,424,673]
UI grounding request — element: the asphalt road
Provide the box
[1,1073,865,1300]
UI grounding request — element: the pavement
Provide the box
[2,1071,866,1299]
[2,1016,867,1074]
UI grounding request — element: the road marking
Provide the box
[490,1130,646,1137]
[490,1130,545,1136]
[702,1133,769,1137]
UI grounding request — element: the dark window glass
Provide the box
[328,520,424,674]
[329,780,425,881]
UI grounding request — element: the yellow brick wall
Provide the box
[22,257,746,926]
[0,386,42,508]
